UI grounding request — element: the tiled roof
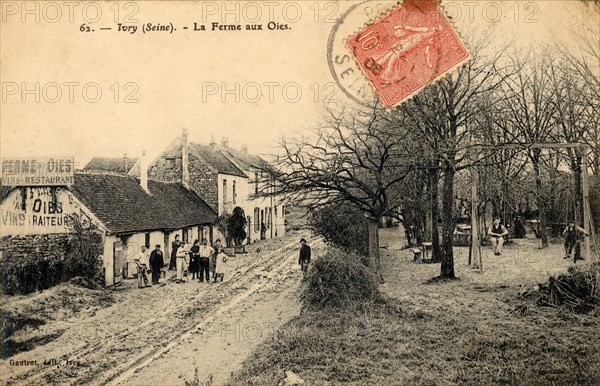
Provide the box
[214,145,269,172]
[189,143,247,177]
[70,172,217,234]
[84,157,139,174]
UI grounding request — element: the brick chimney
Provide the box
[182,128,190,189]
[209,134,216,149]
[241,144,248,153]
[140,150,149,193]
[123,153,129,173]
[221,136,229,147]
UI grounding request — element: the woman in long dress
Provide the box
[212,239,229,282]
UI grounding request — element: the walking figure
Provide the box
[298,238,311,278]
[563,220,589,263]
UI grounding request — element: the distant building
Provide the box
[84,155,139,175]
[145,129,285,244]
[1,165,217,286]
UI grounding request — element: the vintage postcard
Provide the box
[1,1,599,385]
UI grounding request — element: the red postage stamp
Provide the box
[346,0,470,108]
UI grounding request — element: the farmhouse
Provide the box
[1,168,217,286]
[144,129,285,244]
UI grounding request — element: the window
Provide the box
[267,208,272,229]
[222,179,227,204]
[254,208,260,232]
[166,157,176,169]
[233,181,237,204]
[144,232,150,248]
[255,173,259,194]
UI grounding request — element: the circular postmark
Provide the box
[327,1,399,107]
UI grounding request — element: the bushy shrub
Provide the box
[63,215,104,285]
[301,248,381,310]
[308,204,369,257]
[228,206,247,246]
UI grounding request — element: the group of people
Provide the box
[169,235,229,284]
[132,235,230,287]
[487,216,589,262]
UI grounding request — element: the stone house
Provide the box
[146,129,285,244]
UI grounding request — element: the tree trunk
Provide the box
[533,152,548,248]
[574,155,583,225]
[440,164,456,279]
[367,217,383,282]
[430,168,441,263]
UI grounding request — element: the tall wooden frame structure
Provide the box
[469,143,596,272]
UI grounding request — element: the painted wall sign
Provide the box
[1,187,90,235]
[1,157,74,186]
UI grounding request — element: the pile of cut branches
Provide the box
[518,263,599,314]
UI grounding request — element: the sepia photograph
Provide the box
[1,0,599,384]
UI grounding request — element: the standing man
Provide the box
[563,220,589,263]
[176,241,188,283]
[169,234,182,270]
[487,217,508,256]
[149,244,164,285]
[134,245,150,287]
[299,238,311,276]
[198,239,214,283]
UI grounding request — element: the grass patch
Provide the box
[232,296,599,385]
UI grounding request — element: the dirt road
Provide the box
[1,234,322,386]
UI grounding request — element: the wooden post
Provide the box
[470,168,482,272]
[582,147,590,260]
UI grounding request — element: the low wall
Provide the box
[1,234,70,263]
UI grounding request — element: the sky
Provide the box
[1,0,597,169]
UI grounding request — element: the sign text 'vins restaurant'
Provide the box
[1,157,74,186]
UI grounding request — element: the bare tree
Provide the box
[549,56,596,224]
[262,104,414,281]
[497,48,559,248]
[398,35,514,279]
[562,17,600,173]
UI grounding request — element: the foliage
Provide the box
[63,214,104,285]
[301,248,381,310]
[216,214,231,246]
[308,204,369,257]
[227,206,247,246]
[0,214,103,296]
